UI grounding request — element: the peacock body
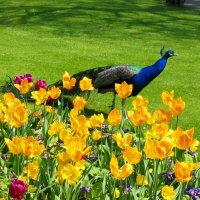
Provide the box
[59,49,176,97]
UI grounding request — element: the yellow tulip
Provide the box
[161,185,175,200]
[59,128,72,141]
[2,93,28,128]
[162,90,174,107]
[89,113,104,128]
[57,163,83,185]
[112,132,132,149]
[48,120,66,136]
[28,185,37,193]
[132,95,149,110]
[115,81,132,99]
[5,105,28,128]
[31,88,49,105]
[5,137,22,155]
[136,174,148,186]
[23,161,39,180]
[14,79,33,94]
[56,151,71,165]
[122,146,142,165]
[174,161,198,182]
[72,96,87,111]
[62,71,76,90]
[64,136,92,162]
[145,123,171,140]
[107,108,122,126]
[79,77,94,91]
[190,139,200,152]
[92,130,102,141]
[70,115,89,138]
[110,154,134,180]
[114,188,120,198]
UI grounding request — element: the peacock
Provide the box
[54,47,176,107]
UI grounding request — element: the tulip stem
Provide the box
[111,179,117,200]
[178,182,186,200]
[151,159,160,199]
[175,115,179,129]
[120,99,127,130]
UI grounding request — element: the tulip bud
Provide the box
[9,179,27,200]
[35,80,47,91]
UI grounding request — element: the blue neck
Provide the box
[131,55,168,95]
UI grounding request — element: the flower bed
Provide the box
[0,72,199,200]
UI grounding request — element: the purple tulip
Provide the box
[23,74,33,82]
[35,80,47,91]
[14,74,33,84]
[9,179,27,200]
[14,76,24,84]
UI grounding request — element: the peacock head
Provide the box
[160,47,177,58]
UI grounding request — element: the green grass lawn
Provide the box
[0,0,199,134]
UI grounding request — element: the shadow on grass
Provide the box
[0,0,199,39]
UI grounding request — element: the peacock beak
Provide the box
[170,52,177,56]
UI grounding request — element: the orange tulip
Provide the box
[169,97,185,115]
[63,135,92,162]
[173,127,194,150]
[107,108,122,126]
[153,108,172,123]
[47,86,61,100]
[128,107,150,126]
[123,146,142,164]
[144,138,174,160]
[174,161,198,182]
[20,136,45,158]
[63,72,76,90]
